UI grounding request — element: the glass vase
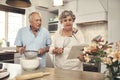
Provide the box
[109,65,120,80]
[107,66,120,80]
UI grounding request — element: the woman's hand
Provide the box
[77,53,85,62]
[52,47,64,55]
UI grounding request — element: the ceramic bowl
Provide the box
[20,57,41,71]
[24,50,38,59]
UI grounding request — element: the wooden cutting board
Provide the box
[15,72,50,80]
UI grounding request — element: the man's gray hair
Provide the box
[28,12,41,21]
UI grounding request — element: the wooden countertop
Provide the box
[2,63,105,80]
[21,68,105,80]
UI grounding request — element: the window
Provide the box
[8,12,24,47]
[0,11,5,39]
[0,11,25,47]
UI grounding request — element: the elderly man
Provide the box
[14,12,51,67]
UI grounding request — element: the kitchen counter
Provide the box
[3,63,105,80]
[25,68,105,80]
[0,47,16,54]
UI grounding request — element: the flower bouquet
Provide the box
[78,35,120,79]
[78,35,113,63]
[102,49,120,80]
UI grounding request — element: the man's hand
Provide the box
[16,46,26,54]
[38,46,50,55]
[38,48,45,55]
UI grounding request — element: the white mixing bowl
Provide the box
[20,57,41,71]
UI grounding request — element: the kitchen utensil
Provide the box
[20,57,41,71]
[15,72,50,80]
[24,50,38,59]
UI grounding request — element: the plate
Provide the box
[0,71,10,79]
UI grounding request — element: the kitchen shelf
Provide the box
[76,20,107,26]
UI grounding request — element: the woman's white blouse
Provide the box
[49,28,85,70]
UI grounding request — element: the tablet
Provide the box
[67,44,88,59]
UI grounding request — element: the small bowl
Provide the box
[20,57,41,71]
[24,50,38,59]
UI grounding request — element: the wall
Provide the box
[108,0,120,42]
[78,22,108,43]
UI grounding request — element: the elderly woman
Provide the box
[50,10,85,70]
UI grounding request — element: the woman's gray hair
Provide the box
[59,10,76,23]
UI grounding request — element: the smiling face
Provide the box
[61,15,74,30]
[29,12,42,31]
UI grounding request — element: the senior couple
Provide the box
[14,10,85,70]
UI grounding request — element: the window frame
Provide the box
[0,10,25,47]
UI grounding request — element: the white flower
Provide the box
[104,48,113,54]
[84,54,91,62]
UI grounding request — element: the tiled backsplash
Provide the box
[77,22,108,44]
